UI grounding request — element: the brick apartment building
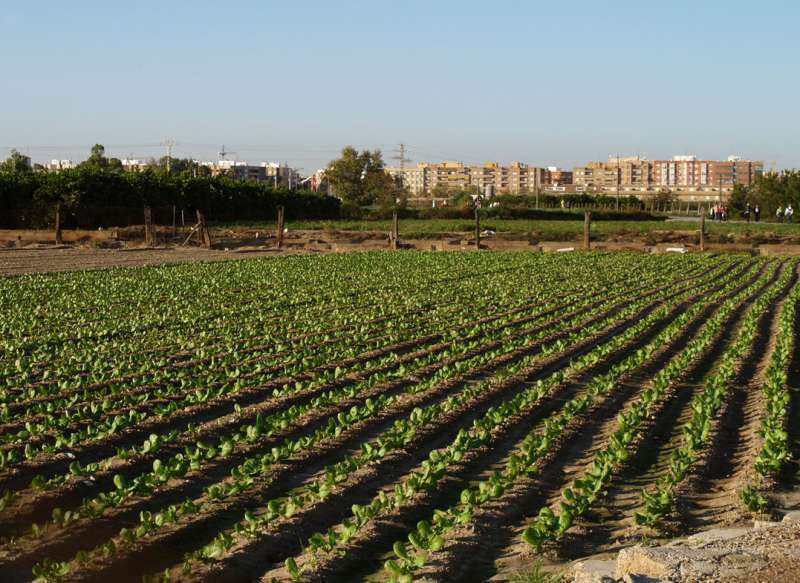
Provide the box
[574,155,763,199]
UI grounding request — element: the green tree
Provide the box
[79,144,123,171]
[325,146,388,206]
[0,149,32,173]
[151,156,199,175]
[32,171,81,228]
[430,184,450,199]
[729,183,749,217]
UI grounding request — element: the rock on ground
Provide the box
[571,519,800,582]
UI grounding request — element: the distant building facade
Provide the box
[198,160,302,187]
[121,159,149,172]
[45,159,77,171]
[573,155,763,198]
[387,161,570,196]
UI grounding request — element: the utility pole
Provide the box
[615,155,621,211]
[474,201,481,251]
[161,138,176,174]
[700,214,706,251]
[584,211,591,250]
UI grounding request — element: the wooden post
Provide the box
[196,209,212,249]
[390,211,399,250]
[144,205,155,246]
[276,205,285,249]
[172,205,177,237]
[584,211,591,250]
[54,203,63,245]
[700,215,706,252]
[474,206,481,250]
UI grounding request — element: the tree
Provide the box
[325,146,389,206]
[430,184,450,199]
[0,149,32,173]
[750,170,800,217]
[79,144,123,171]
[374,172,407,211]
[150,156,198,175]
[729,184,749,217]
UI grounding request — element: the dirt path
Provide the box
[0,246,293,276]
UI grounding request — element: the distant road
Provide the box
[664,215,789,225]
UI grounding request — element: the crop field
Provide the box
[1,252,799,582]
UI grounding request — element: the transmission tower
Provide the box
[218,144,238,161]
[392,143,411,171]
[161,138,176,173]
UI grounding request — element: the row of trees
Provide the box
[730,171,800,218]
[1,147,339,229]
[1,145,217,176]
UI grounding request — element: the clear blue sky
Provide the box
[2,0,798,173]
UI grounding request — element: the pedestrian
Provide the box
[745,202,751,223]
[787,204,794,223]
[777,206,784,222]
[754,205,760,222]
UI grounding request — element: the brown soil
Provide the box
[0,278,664,581]
[134,277,698,583]
[3,227,800,277]
[235,267,751,583]
[408,262,776,582]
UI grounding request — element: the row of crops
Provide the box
[0,251,798,582]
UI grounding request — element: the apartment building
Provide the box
[120,159,149,172]
[573,157,653,192]
[199,160,302,187]
[574,155,763,197]
[652,156,762,191]
[542,167,573,186]
[45,159,77,171]
[388,161,556,195]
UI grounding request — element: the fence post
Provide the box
[700,214,706,252]
[144,205,155,246]
[55,202,63,245]
[172,205,177,237]
[474,206,481,250]
[584,211,591,250]
[390,211,399,250]
[196,209,212,249]
[276,205,285,249]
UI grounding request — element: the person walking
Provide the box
[745,202,751,223]
[777,206,784,222]
[787,204,794,223]
[754,204,761,222]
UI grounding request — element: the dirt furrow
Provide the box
[175,266,742,583]
[406,260,777,582]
